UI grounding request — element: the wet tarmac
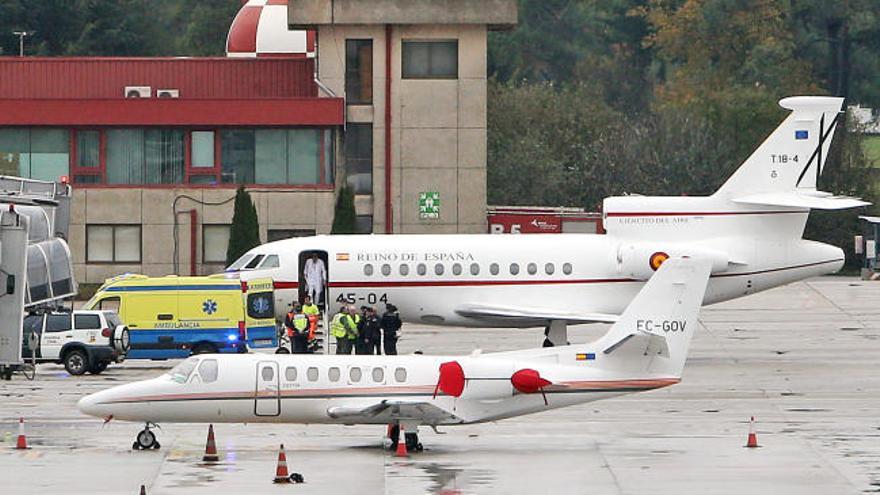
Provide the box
[1,277,879,494]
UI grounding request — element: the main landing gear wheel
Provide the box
[388,426,424,453]
[133,425,160,450]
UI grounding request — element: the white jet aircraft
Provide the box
[228,96,867,345]
[79,258,710,451]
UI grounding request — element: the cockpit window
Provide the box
[198,359,218,383]
[245,255,265,270]
[260,255,280,269]
[168,357,198,384]
[227,254,254,271]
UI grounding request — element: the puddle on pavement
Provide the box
[387,460,495,494]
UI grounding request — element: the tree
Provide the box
[226,186,261,266]
[331,186,357,234]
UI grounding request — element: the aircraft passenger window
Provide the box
[381,264,391,276]
[417,263,427,276]
[399,264,410,276]
[470,263,480,275]
[307,367,319,382]
[245,255,265,270]
[452,263,462,275]
[509,263,520,275]
[260,255,280,269]
[563,263,573,275]
[328,367,341,382]
[545,263,555,275]
[372,367,384,382]
[261,366,275,381]
[435,264,444,275]
[490,263,499,275]
[349,367,362,382]
[285,367,298,381]
[394,367,407,382]
[527,263,537,275]
[198,359,218,383]
[364,264,374,276]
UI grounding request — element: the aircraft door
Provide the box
[254,361,280,416]
[299,250,328,309]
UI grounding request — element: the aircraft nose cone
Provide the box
[77,392,105,418]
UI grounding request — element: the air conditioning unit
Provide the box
[124,86,151,98]
[157,89,180,99]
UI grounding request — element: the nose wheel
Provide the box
[133,424,161,450]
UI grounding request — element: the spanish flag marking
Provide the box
[576,353,596,361]
[336,253,350,261]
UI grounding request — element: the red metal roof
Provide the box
[0,57,318,99]
[0,98,343,126]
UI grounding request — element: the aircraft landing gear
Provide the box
[132,424,161,450]
[388,425,424,453]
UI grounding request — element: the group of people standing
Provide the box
[330,303,402,355]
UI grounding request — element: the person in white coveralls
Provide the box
[303,253,326,305]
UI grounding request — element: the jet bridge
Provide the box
[0,176,77,373]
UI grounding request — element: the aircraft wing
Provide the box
[732,191,870,210]
[455,304,618,326]
[326,400,465,425]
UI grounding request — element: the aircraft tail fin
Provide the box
[590,257,711,378]
[715,96,846,199]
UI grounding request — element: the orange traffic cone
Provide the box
[202,424,219,462]
[273,444,292,483]
[395,426,408,457]
[745,416,760,448]
[15,417,28,450]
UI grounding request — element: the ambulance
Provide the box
[83,274,277,360]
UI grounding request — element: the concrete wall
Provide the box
[317,23,489,234]
[70,188,335,284]
[290,0,517,27]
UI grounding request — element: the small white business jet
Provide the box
[79,258,709,451]
[228,96,867,345]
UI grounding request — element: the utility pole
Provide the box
[12,31,32,57]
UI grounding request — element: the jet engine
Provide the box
[616,242,729,280]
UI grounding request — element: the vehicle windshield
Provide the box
[167,357,199,384]
[227,254,254,272]
[103,312,122,327]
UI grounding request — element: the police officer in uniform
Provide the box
[357,307,381,355]
[284,303,309,353]
[380,303,402,355]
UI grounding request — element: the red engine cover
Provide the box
[436,361,465,397]
[510,368,551,394]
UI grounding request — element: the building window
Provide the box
[221,128,332,186]
[344,124,373,195]
[402,41,458,79]
[0,128,70,182]
[191,131,215,168]
[87,225,141,263]
[106,129,184,184]
[268,229,316,242]
[203,225,230,264]
[355,215,373,234]
[345,39,373,104]
[220,129,255,184]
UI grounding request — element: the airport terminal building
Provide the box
[0,0,517,284]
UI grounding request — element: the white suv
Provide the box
[23,310,130,375]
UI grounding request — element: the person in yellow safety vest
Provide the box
[284,303,310,354]
[302,295,320,341]
[346,305,361,349]
[331,305,357,355]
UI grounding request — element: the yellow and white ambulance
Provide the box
[83,274,276,359]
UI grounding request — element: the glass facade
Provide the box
[0,128,69,182]
[346,39,373,104]
[0,127,334,187]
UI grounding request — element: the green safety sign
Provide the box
[419,192,440,219]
